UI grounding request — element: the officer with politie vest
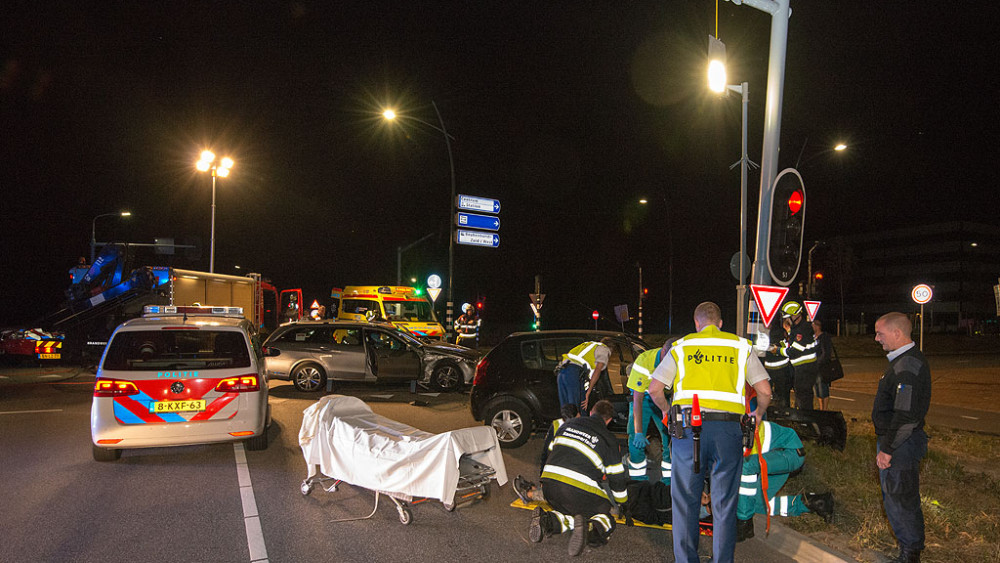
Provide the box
[646,302,772,563]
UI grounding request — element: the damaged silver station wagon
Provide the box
[261,320,479,393]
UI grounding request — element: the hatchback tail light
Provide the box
[472,357,489,387]
[214,375,260,393]
[94,379,139,397]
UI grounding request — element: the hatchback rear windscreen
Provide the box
[102,330,251,371]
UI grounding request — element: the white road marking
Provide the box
[38,374,64,380]
[960,415,979,420]
[0,409,63,415]
[268,398,288,404]
[830,395,855,402]
[234,442,269,563]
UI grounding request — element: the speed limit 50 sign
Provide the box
[911,284,933,304]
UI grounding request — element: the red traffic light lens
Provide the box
[788,189,803,215]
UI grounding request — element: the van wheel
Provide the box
[92,444,122,462]
[245,429,269,451]
[484,398,532,449]
[430,362,462,392]
[292,363,326,392]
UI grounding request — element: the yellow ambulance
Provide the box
[334,286,445,340]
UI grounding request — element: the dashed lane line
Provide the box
[234,442,269,563]
[0,409,63,415]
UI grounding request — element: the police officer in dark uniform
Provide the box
[873,312,931,563]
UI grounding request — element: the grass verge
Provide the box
[782,416,1000,562]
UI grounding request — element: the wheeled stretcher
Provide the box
[298,395,508,524]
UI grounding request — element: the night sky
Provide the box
[2,1,997,335]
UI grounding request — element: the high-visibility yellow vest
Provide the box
[626,347,663,393]
[669,325,751,415]
[563,341,603,372]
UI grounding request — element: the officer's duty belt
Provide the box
[699,412,743,422]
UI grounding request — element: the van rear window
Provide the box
[102,330,251,371]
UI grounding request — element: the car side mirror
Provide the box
[263,346,281,357]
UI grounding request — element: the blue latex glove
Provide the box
[632,433,649,450]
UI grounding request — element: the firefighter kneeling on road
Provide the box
[737,416,835,541]
[528,400,627,557]
[454,303,480,347]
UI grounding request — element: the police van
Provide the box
[334,286,445,340]
[90,305,271,461]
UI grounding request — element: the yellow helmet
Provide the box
[781,301,803,317]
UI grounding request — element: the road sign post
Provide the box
[911,284,933,351]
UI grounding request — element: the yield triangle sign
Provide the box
[750,284,789,327]
[427,288,442,302]
[804,300,821,322]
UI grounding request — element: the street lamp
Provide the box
[90,211,132,263]
[709,35,757,337]
[196,150,234,274]
[383,102,457,336]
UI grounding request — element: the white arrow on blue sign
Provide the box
[457,194,501,214]
[455,212,500,232]
[456,229,500,248]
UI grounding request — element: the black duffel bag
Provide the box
[821,343,845,384]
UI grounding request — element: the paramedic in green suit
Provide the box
[625,341,673,485]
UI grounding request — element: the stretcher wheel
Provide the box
[479,483,490,500]
[443,502,456,512]
[301,481,313,496]
[398,505,413,525]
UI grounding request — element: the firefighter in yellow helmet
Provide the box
[770,301,819,410]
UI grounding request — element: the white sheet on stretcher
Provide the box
[298,395,508,505]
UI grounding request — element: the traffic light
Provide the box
[814,272,823,281]
[767,169,806,286]
[642,287,649,299]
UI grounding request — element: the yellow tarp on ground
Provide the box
[509,498,713,535]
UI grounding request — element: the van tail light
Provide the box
[472,358,489,387]
[215,375,260,393]
[94,379,139,397]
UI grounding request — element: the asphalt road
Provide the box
[830,354,1000,433]
[0,376,802,563]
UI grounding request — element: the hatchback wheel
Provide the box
[292,363,326,392]
[484,398,532,448]
[92,444,122,462]
[430,362,462,392]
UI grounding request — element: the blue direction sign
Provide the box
[457,194,501,214]
[456,229,500,248]
[456,212,500,232]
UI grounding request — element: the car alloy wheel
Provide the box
[292,363,326,392]
[485,398,532,448]
[430,362,462,392]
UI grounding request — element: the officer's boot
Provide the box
[529,507,556,543]
[889,548,921,563]
[736,518,754,542]
[805,492,835,523]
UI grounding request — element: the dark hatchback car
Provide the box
[470,330,649,448]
